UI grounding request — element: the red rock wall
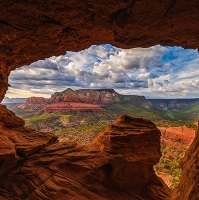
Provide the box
[50,88,121,105]
[43,102,105,112]
[0,115,170,200]
[26,97,50,104]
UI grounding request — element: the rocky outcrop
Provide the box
[26,97,50,104]
[43,102,105,112]
[13,93,106,112]
[50,88,121,105]
[13,89,148,112]
[0,105,25,128]
[0,115,170,199]
[13,97,50,110]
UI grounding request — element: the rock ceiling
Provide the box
[1,0,199,101]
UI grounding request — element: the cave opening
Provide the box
[1,1,199,199]
[1,44,198,190]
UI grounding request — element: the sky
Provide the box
[6,44,199,99]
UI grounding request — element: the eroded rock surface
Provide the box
[14,97,50,110]
[1,0,199,101]
[26,97,50,104]
[43,102,105,112]
[50,88,121,105]
[0,115,170,199]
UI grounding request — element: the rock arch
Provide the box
[0,1,199,199]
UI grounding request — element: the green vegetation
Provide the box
[105,101,166,122]
[54,124,107,144]
[154,146,185,190]
[13,109,39,119]
[185,122,197,130]
[22,111,114,137]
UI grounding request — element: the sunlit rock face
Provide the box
[0,115,170,200]
[0,1,199,199]
[50,88,121,105]
[1,0,199,101]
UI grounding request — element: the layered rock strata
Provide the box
[50,88,121,105]
[14,97,50,110]
[0,115,170,199]
[43,102,105,112]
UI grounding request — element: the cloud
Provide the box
[6,45,199,98]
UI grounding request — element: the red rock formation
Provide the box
[26,97,50,104]
[0,1,199,199]
[50,88,121,105]
[14,103,46,110]
[0,115,170,199]
[0,105,25,128]
[14,89,148,112]
[13,97,50,110]
[43,102,105,112]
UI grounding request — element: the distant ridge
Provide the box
[148,98,199,111]
[9,88,199,122]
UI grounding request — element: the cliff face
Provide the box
[0,115,170,200]
[50,88,121,105]
[14,89,148,113]
[26,97,50,104]
[13,97,50,110]
[43,102,105,112]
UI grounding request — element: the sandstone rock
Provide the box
[14,103,46,110]
[13,97,50,110]
[14,89,148,113]
[26,97,50,104]
[0,115,170,199]
[43,102,105,113]
[0,105,25,127]
[50,88,121,105]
